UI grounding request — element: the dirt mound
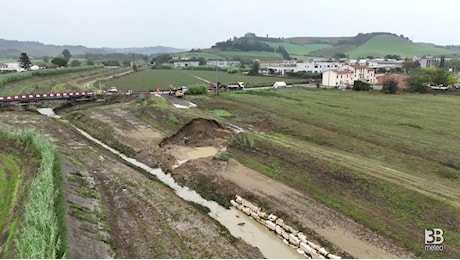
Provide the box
[160,118,232,147]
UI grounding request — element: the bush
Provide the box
[213,151,231,161]
[226,67,239,74]
[187,84,208,95]
[352,80,371,91]
[381,79,398,94]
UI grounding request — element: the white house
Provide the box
[173,61,199,68]
[322,65,376,87]
[207,60,241,67]
[322,69,355,87]
[267,60,344,75]
[352,65,376,84]
[0,62,21,72]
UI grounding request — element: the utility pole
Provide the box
[215,61,219,96]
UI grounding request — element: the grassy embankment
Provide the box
[0,66,131,96]
[0,128,66,258]
[347,35,457,58]
[187,88,460,258]
[104,69,307,91]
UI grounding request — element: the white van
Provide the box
[273,81,287,88]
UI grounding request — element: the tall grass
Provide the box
[0,128,67,258]
[0,65,101,87]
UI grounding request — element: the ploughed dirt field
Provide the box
[0,94,416,259]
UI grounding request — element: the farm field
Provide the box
[104,69,306,90]
[184,88,460,258]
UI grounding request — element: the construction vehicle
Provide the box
[227,81,245,90]
[169,84,184,98]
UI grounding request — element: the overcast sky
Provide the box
[2,0,459,49]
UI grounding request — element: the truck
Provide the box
[226,81,245,90]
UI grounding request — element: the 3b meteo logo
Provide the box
[425,228,444,252]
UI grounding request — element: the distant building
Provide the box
[419,56,439,68]
[207,60,241,67]
[352,65,376,84]
[0,62,21,72]
[267,59,343,75]
[173,61,199,68]
[322,65,376,87]
[322,69,355,87]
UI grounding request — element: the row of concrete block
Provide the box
[231,195,341,259]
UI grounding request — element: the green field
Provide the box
[187,88,460,258]
[264,41,331,56]
[308,44,356,57]
[347,35,457,58]
[105,69,306,90]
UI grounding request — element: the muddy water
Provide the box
[72,126,303,259]
[37,108,61,118]
[186,147,218,159]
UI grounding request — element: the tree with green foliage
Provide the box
[381,79,398,94]
[402,58,418,74]
[447,73,458,87]
[334,53,347,59]
[352,80,371,91]
[51,56,68,67]
[276,46,291,60]
[18,52,32,70]
[69,60,81,67]
[439,55,446,68]
[62,49,71,61]
[248,61,260,75]
[151,54,170,66]
[448,58,460,73]
[198,57,206,66]
[384,54,401,60]
[42,56,49,63]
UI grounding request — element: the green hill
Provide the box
[263,41,331,58]
[176,32,460,61]
[346,34,458,58]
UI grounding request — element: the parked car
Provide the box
[108,87,119,93]
[177,86,189,93]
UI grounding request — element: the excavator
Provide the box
[169,84,184,98]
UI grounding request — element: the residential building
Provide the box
[173,61,199,68]
[322,69,355,87]
[352,65,376,84]
[419,56,439,68]
[207,60,241,67]
[267,60,343,75]
[322,65,376,87]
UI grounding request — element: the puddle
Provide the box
[37,108,61,118]
[186,146,218,159]
[73,126,304,259]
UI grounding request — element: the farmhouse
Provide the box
[322,65,376,87]
[173,61,199,68]
[207,60,241,68]
[0,62,21,72]
[321,69,355,88]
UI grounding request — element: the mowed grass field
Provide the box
[186,88,460,258]
[347,35,456,58]
[105,69,305,90]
